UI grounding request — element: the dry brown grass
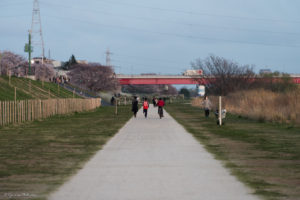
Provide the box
[192,89,300,124]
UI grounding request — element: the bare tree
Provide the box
[191,55,255,95]
[68,63,119,92]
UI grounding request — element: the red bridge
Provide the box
[117,74,300,85]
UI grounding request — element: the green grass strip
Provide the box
[0,105,132,200]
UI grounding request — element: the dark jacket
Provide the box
[132,99,139,112]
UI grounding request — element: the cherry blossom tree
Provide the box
[68,63,119,92]
[32,63,55,81]
[0,51,27,76]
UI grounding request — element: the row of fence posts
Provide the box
[8,79,47,99]
[1,77,101,127]
[9,86,51,102]
[0,98,101,127]
[7,76,66,99]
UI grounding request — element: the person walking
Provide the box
[131,96,139,118]
[152,97,157,107]
[143,98,149,118]
[157,98,165,118]
[203,96,212,117]
[111,96,115,105]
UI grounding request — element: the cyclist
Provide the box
[157,98,165,118]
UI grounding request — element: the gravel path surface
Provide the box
[49,105,260,200]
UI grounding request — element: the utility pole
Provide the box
[24,30,33,75]
[31,0,45,63]
[48,49,51,59]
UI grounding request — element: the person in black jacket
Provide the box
[110,96,115,105]
[131,96,139,118]
[152,97,157,107]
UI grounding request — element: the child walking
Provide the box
[143,98,149,118]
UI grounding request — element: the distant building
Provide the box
[77,60,88,64]
[32,57,53,65]
[259,69,272,74]
[52,60,62,68]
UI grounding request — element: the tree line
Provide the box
[191,55,297,96]
[0,51,119,92]
[1,51,296,95]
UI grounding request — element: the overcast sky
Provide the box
[1,0,300,75]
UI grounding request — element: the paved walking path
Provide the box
[49,105,260,200]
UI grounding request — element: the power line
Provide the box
[96,0,300,24]
[113,53,186,65]
[0,1,28,7]
[39,1,300,36]
[113,59,182,69]
[0,14,30,19]
[112,59,191,71]
[44,14,300,48]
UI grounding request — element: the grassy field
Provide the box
[166,103,300,200]
[0,76,79,101]
[0,105,132,200]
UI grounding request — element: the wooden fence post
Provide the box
[9,73,11,86]
[0,101,2,126]
[29,80,31,94]
[7,101,10,124]
[219,96,222,126]
[115,99,118,115]
[14,87,17,102]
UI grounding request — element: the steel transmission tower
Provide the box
[106,48,112,67]
[31,0,45,62]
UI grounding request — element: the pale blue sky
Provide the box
[1,0,300,75]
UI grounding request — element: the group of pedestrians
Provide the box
[131,94,221,123]
[131,96,165,119]
[50,76,70,84]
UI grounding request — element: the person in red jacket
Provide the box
[157,98,165,118]
[143,98,149,118]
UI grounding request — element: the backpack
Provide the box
[143,101,149,109]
